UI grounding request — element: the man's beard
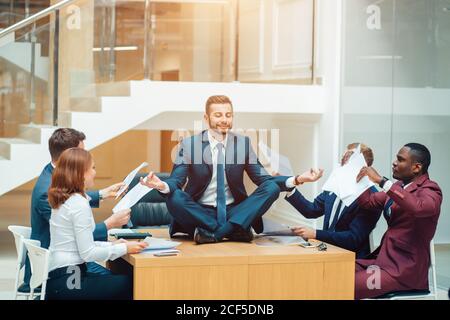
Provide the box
[209,121,231,132]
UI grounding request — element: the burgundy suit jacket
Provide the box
[357,174,442,289]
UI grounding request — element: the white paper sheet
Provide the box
[340,175,374,206]
[254,235,308,246]
[142,237,181,250]
[115,162,148,199]
[112,177,153,228]
[322,147,374,206]
[261,217,295,236]
[141,249,180,256]
[258,142,294,176]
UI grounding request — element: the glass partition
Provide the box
[0,0,316,138]
[341,0,450,287]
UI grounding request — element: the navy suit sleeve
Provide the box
[86,191,107,240]
[36,192,52,222]
[93,222,108,241]
[87,190,100,208]
[285,190,326,219]
[315,206,382,251]
[163,139,190,194]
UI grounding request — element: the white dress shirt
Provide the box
[328,194,346,226]
[382,180,412,192]
[48,193,127,272]
[160,131,235,207]
[197,131,235,206]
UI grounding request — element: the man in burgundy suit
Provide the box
[354,143,442,299]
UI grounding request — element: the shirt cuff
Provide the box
[111,243,128,260]
[382,180,393,192]
[285,176,296,188]
[95,241,113,248]
[285,188,297,198]
[160,182,170,194]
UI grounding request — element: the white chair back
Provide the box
[428,239,438,300]
[23,239,50,300]
[8,225,32,299]
[8,225,31,268]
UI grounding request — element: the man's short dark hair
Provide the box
[405,143,431,174]
[49,128,86,161]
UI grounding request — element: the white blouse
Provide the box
[48,193,127,272]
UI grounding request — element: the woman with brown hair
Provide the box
[45,148,148,300]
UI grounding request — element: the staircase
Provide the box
[0,31,49,81]
[0,80,325,196]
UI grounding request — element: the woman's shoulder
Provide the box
[64,193,90,208]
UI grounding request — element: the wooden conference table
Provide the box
[109,228,355,300]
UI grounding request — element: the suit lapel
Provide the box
[46,163,54,174]
[385,176,428,223]
[224,133,235,174]
[202,130,213,173]
[324,192,337,230]
[335,203,351,225]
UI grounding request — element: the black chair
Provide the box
[128,172,172,228]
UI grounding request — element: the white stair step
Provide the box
[70,97,102,112]
[95,82,131,97]
[71,81,131,98]
[19,124,56,144]
[0,138,36,159]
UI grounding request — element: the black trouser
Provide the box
[45,263,132,300]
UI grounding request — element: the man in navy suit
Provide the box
[141,95,295,244]
[284,143,382,258]
[22,128,130,292]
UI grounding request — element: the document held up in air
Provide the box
[322,145,374,206]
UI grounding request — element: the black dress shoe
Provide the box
[251,217,264,234]
[228,228,254,242]
[194,227,218,245]
[17,283,41,293]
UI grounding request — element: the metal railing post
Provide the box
[29,22,36,123]
[52,10,60,126]
[108,0,116,82]
[234,0,239,82]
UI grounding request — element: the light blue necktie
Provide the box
[384,198,394,219]
[216,143,227,226]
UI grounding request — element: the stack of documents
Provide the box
[255,217,309,246]
[261,217,295,236]
[112,163,152,228]
[322,145,374,206]
[115,162,148,199]
[254,235,309,247]
[141,237,181,255]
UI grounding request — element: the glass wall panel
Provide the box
[342,0,450,287]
